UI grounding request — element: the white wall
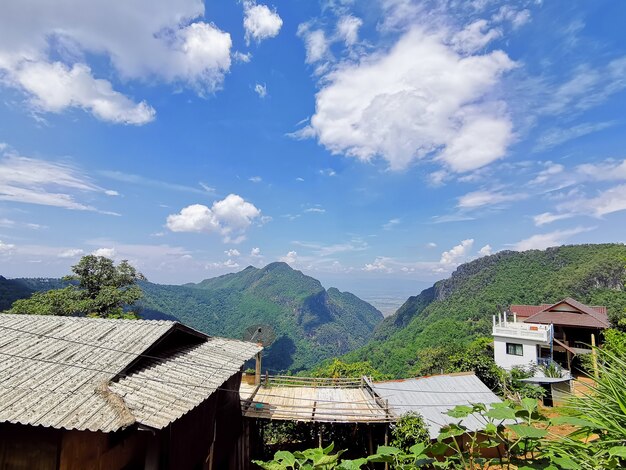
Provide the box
[493,336,539,370]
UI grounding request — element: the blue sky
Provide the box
[0,0,625,299]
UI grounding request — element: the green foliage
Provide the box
[345,244,626,378]
[139,263,383,372]
[309,359,390,381]
[448,337,502,390]
[390,412,430,452]
[4,255,145,319]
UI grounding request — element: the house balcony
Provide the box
[492,318,551,343]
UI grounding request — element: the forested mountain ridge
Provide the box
[1,262,383,372]
[344,243,626,377]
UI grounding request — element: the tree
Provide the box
[6,255,145,319]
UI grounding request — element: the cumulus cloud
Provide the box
[92,247,116,258]
[225,249,241,257]
[0,153,114,212]
[243,1,283,44]
[295,27,515,172]
[166,194,262,243]
[280,250,298,264]
[0,0,233,123]
[12,62,155,124]
[457,190,527,209]
[440,239,474,265]
[478,244,493,256]
[513,227,592,251]
[250,247,262,257]
[0,240,16,253]
[363,257,393,273]
[58,248,85,258]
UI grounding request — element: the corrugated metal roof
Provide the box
[0,314,261,432]
[372,373,503,439]
[112,337,261,429]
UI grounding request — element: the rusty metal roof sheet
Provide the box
[0,314,260,432]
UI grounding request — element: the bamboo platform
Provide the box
[240,375,392,423]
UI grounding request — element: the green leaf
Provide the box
[521,397,538,415]
[337,459,368,470]
[408,442,426,456]
[323,442,335,454]
[485,407,516,420]
[375,445,402,456]
[550,456,579,469]
[609,446,626,458]
[274,451,296,466]
[446,405,473,418]
[508,424,548,439]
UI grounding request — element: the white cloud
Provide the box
[304,207,325,214]
[383,218,400,230]
[58,248,85,258]
[534,122,615,151]
[11,62,155,125]
[529,162,564,185]
[0,240,16,253]
[564,185,626,218]
[250,247,262,257]
[280,250,298,264]
[104,190,120,196]
[451,20,501,54]
[0,153,113,212]
[478,244,492,256]
[576,159,626,182]
[513,227,592,251]
[0,0,233,123]
[336,16,362,46]
[92,247,116,258]
[223,259,239,268]
[233,51,252,63]
[440,239,474,265]
[427,242,437,248]
[225,249,241,257]
[292,239,367,256]
[254,84,267,98]
[295,177,305,182]
[457,189,527,209]
[249,175,263,183]
[533,212,575,226]
[243,1,283,44]
[492,6,530,29]
[297,27,515,172]
[319,168,336,177]
[363,257,393,273]
[297,24,330,64]
[166,194,262,243]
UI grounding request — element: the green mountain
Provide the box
[140,262,383,372]
[2,263,383,373]
[344,243,626,377]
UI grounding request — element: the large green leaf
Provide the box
[508,424,548,439]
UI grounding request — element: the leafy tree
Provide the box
[390,412,430,452]
[6,255,145,319]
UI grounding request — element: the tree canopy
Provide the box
[5,255,145,319]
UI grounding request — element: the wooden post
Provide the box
[318,423,323,448]
[255,352,262,385]
[591,333,599,379]
[368,426,374,457]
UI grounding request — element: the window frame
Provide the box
[506,342,524,356]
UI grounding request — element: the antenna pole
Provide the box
[255,351,262,386]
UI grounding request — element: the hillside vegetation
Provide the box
[343,244,626,377]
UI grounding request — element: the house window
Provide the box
[506,343,523,356]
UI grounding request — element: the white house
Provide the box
[492,298,609,373]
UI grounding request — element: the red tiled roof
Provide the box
[522,298,609,329]
[509,305,552,317]
[511,303,606,317]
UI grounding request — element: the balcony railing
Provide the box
[492,323,551,342]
